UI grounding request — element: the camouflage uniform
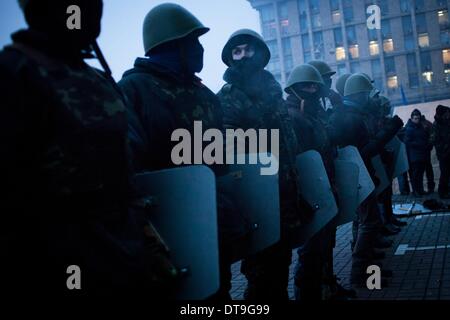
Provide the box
[218,65,301,300]
[0,29,164,295]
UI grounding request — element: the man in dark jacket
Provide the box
[118,3,233,300]
[1,0,173,296]
[421,115,436,194]
[285,64,355,300]
[328,74,403,286]
[404,109,432,196]
[217,29,302,300]
[431,105,450,199]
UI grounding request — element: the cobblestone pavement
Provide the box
[230,193,450,300]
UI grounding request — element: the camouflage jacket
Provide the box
[0,30,154,293]
[217,68,303,229]
[119,58,224,173]
[286,94,337,184]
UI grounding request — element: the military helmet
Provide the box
[361,72,375,83]
[284,64,325,93]
[344,73,379,97]
[307,60,336,77]
[335,73,351,96]
[222,29,270,67]
[143,3,209,55]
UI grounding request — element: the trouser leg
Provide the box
[425,157,435,192]
[241,240,292,301]
[439,159,450,196]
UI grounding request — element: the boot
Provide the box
[328,276,357,300]
[390,216,407,227]
[373,235,393,249]
[381,223,401,236]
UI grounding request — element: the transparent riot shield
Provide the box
[334,160,360,226]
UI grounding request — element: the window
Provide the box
[402,16,413,35]
[311,14,322,28]
[441,30,450,45]
[421,52,432,71]
[422,71,433,86]
[443,49,450,66]
[373,77,384,92]
[350,62,361,73]
[404,35,415,50]
[309,0,320,14]
[343,6,353,23]
[438,10,449,29]
[415,0,425,11]
[303,51,312,62]
[282,38,292,56]
[336,47,346,61]
[334,28,343,46]
[437,0,447,7]
[379,0,388,16]
[298,0,308,32]
[416,14,427,34]
[349,45,359,59]
[372,59,382,77]
[407,54,417,72]
[302,34,310,51]
[347,26,357,45]
[337,64,347,76]
[261,5,277,38]
[330,0,339,11]
[381,20,391,39]
[383,39,394,52]
[387,76,398,90]
[313,32,324,59]
[400,0,410,13]
[418,33,430,48]
[279,2,289,36]
[284,56,294,71]
[369,41,379,55]
[267,59,281,73]
[409,73,419,88]
[445,68,450,85]
[267,41,279,59]
[368,28,377,41]
[332,11,341,24]
[385,57,396,75]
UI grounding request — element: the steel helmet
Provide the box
[221,29,270,67]
[307,60,336,77]
[143,3,209,55]
[284,64,325,94]
[335,73,351,96]
[344,73,379,97]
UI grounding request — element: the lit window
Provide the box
[438,10,449,28]
[443,49,450,65]
[349,45,359,59]
[422,71,433,85]
[332,11,341,24]
[383,39,394,52]
[336,47,346,61]
[418,33,429,48]
[369,41,379,56]
[445,69,450,84]
[387,76,398,89]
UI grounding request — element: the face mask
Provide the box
[180,36,204,75]
[231,52,264,74]
[291,85,321,101]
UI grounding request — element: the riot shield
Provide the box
[386,137,409,179]
[216,153,280,262]
[133,165,219,300]
[334,160,360,226]
[289,150,338,247]
[337,146,375,205]
[372,155,390,195]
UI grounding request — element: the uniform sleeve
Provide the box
[218,90,247,131]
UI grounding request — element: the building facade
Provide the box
[247,0,450,105]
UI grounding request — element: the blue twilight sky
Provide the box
[0,0,260,92]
